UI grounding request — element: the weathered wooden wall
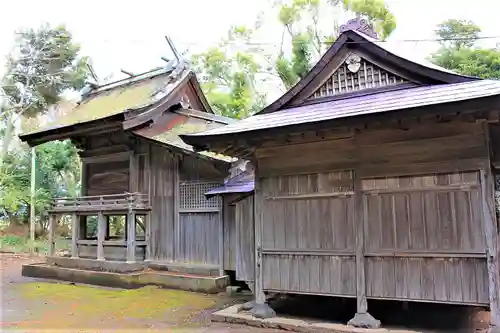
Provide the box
[236,195,255,282]
[223,196,236,271]
[176,212,220,264]
[254,120,491,305]
[148,144,176,261]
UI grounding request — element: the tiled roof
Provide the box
[182,80,500,140]
[205,171,254,198]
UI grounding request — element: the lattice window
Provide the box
[180,181,221,209]
[309,57,408,100]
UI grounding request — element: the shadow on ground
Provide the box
[269,294,491,332]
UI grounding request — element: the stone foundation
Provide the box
[22,263,229,293]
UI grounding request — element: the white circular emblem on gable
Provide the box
[346,53,362,73]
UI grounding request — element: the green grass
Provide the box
[0,234,70,254]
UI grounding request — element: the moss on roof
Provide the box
[145,118,236,162]
[26,73,174,135]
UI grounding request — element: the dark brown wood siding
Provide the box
[255,120,491,305]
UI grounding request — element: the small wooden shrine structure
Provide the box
[19,58,236,275]
[205,161,255,288]
[182,19,500,331]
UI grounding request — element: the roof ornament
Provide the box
[345,53,362,73]
[339,18,378,40]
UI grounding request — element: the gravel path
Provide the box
[0,253,280,333]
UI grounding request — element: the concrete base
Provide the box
[249,303,276,319]
[213,304,431,333]
[347,312,381,329]
[46,256,144,273]
[22,263,229,294]
[148,261,220,277]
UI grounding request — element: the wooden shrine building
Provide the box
[181,19,500,330]
[19,58,238,278]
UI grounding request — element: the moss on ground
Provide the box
[7,282,218,331]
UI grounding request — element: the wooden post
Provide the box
[480,121,500,331]
[254,164,265,304]
[48,214,56,256]
[173,156,180,261]
[29,146,36,254]
[97,211,105,260]
[354,173,368,313]
[145,212,151,261]
[218,196,224,276]
[480,169,500,329]
[127,198,136,263]
[347,169,380,328]
[71,212,79,258]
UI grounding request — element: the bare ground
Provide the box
[0,253,280,333]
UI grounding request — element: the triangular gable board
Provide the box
[308,53,409,101]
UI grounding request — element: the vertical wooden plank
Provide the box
[145,212,151,261]
[97,211,105,260]
[254,162,265,303]
[354,171,368,313]
[480,168,500,327]
[127,210,136,263]
[218,197,224,276]
[71,212,79,258]
[48,214,56,257]
[173,156,180,260]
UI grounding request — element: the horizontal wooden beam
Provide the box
[179,208,220,213]
[261,249,355,256]
[364,251,486,258]
[362,184,479,195]
[81,151,131,164]
[265,191,354,200]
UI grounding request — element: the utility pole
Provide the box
[30,146,36,253]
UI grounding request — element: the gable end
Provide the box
[308,53,409,101]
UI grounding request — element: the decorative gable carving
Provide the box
[309,54,408,100]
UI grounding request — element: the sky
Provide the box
[0,0,498,94]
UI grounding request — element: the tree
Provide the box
[0,24,89,165]
[430,20,500,79]
[275,0,396,88]
[191,26,268,119]
[0,24,87,229]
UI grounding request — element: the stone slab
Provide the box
[22,263,229,293]
[46,256,144,273]
[212,305,427,333]
[147,261,220,277]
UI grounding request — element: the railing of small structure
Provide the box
[50,192,150,212]
[47,192,151,261]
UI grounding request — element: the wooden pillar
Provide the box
[71,212,79,258]
[254,163,265,304]
[353,173,368,312]
[218,196,224,276]
[127,210,136,263]
[481,122,500,330]
[347,170,380,328]
[480,169,500,329]
[48,214,56,256]
[97,212,106,261]
[144,212,151,261]
[173,155,180,261]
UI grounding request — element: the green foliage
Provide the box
[274,0,396,87]
[430,20,500,79]
[0,24,86,231]
[435,19,481,50]
[191,26,267,119]
[342,0,396,40]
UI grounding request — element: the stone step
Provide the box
[147,261,220,277]
[22,263,229,294]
